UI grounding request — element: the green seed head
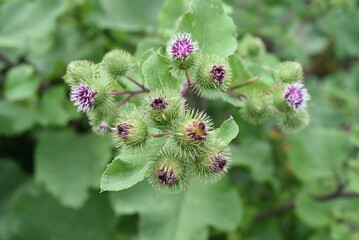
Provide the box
[192,54,232,98]
[64,60,99,86]
[147,148,189,193]
[276,61,304,83]
[172,110,213,158]
[113,110,150,150]
[144,89,185,126]
[102,50,134,81]
[239,92,271,124]
[193,145,231,183]
[278,110,309,133]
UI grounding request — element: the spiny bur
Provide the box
[192,54,232,98]
[276,61,304,83]
[239,92,271,124]
[112,109,150,150]
[143,89,185,126]
[193,144,231,183]
[147,148,189,193]
[64,60,99,86]
[171,109,213,158]
[102,50,134,83]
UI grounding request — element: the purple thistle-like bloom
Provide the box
[283,82,309,111]
[97,122,108,132]
[210,65,227,85]
[211,154,228,173]
[167,32,199,59]
[156,167,177,186]
[150,97,168,112]
[70,83,97,112]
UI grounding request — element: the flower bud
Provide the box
[278,110,309,133]
[144,89,185,125]
[172,110,213,158]
[192,54,232,98]
[102,50,134,81]
[147,148,189,193]
[167,32,199,71]
[88,108,118,136]
[193,145,230,183]
[239,92,271,124]
[276,61,304,83]
[64,60,99,86]
[113,110,150,150]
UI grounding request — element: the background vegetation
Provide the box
[0,0,358,239]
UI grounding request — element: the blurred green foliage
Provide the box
[0,0,359,239]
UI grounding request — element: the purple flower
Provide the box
[186,120,207,142]
[116,122,132,140]
[167,32,199,59]
[150,97,168,112]
[156,167,177,186]
[97,122,108,132]
[70,83,97,112]
[211,154,228,173]
[210,65,227,85]
[283,82,309,111]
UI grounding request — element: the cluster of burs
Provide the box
[64,32,310,193]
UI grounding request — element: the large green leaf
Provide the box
[110,179,241,240]
[101,157,148,192]
[35,130,113,208]
[4,64,40,101]
[101,137,168,191]
[94,0,164,32]
[0,182,116,240]
[289,127,350,182]
[178,0,237,57]
[215,116,239,146]
[230,137,273,182]
[295,193,330,228]
[158,0,190,37]
[36,86,79,127]
[228,55,269,94]
[0,0,67,51]
[0,101,36,136]
[142,51,181,91]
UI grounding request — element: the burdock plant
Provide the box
[64,29,310,193]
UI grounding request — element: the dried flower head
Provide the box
[167,32,199,59]
[116,122,132,140]
[150,97,168,112]
[70,83,98,112]
[210,154,228,173]
[283,82,309,111]
[156,167,178,187]
[185,120,207,142]
[210,65,227,85]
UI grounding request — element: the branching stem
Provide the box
[229,76,260,90]
[262,82,282,96]
[180,71,191,97]
[254,184,359,222]
[150,133,170,138]
[125,75,146,90]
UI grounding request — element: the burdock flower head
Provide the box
[167,32,199,59]
[283,82,309,111]
[150,97,168,112]
[70,82,97,112]
[156,167,177,187]
[185,120,207,142]
[210,154,228,173]
[210,65,227,85]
